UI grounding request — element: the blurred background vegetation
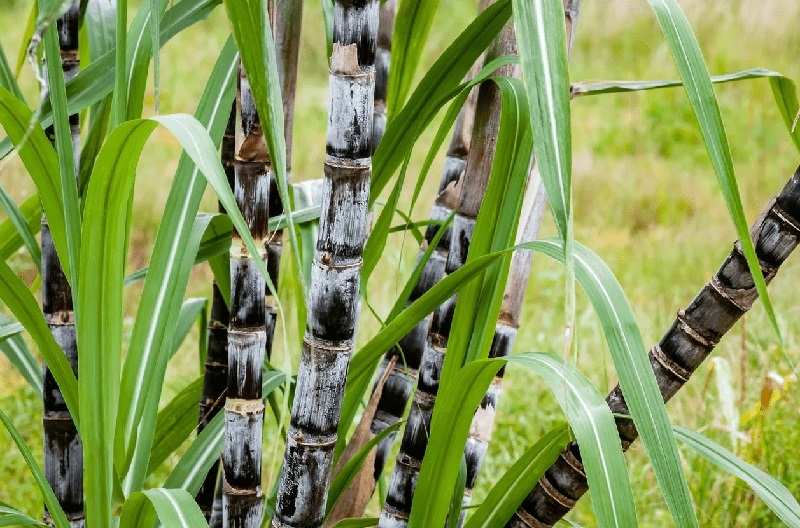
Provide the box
[1,0,798,525]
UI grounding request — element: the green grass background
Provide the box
[1,0,799,525]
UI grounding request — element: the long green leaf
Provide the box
[0,42,24,101]
[0,313,43,394]
[119,488,208,528]
[0,87,67,279]
[42,21,81,297]
[0,185,40,270]
[0,505,45,527]
[170,298,207,359]
[0,409,70,528]
[0,195,42,261]
[464,424,570,528]
[113,41,236,493]
[409,353,635,528]
[570,67,800,152]
[147,376,204,475]
[371,0,514,202]
[674,426,800,527]
[125,0,168,120]
[0,0,223,161]
[646,0,778,340]
[385,0,442,118]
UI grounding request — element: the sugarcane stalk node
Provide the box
[224,399,265,415]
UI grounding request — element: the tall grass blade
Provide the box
[0,42,24,101]
[113,41,236,490]
[0,505,45,527]
[674,426,800,527]
[119,489,208,528]
[147,376,204,475]
[0,313,43,394]
[113,0,128,126]
[385,0,442,118]
[0,409,70,528]
[0,195,42,260]
[0,185,41,270]
[646,0,778,340]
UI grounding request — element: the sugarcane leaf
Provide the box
[125,0,169,120]
[646,0,778,343]
[410,353,636,528]
[385,0,442,119]
[321,0,334,59]
[447,455,468,528]
[0,42,24,101]
[362,155,407,286]
[571,68,792,98]
[0,314,43,394]
[571,67,800,152]
[0,185,41,270]
[113,41,236,494]
[770,77,800,153]
[223,0,303,293]
[327,420,403,515]
[0,258,78,422]
[0,409,71,528]
[512,0,571,241]
[464,423,570,528]
[14,4,37,78]
[0,320,23,341]
[0,0,223,160]
[371,0,514,202]
[147,376,204,475]
[0,195,42,261]
[330,519,378,528]
[0,87,68,280]
[119,488,207,528]
[443,76,532,390]
[0,505,45,527]
[170,298,207,359]
[533,237,697,527]
[674,426,800,527]
[113,0,128,127]
[43,15,81,298]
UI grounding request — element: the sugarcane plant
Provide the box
[0,0,800,527]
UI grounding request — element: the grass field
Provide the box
[1,0,799,525]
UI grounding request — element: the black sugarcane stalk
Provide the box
[378,4,518,525]
[461,3,581,520]
[197,102,235,525]
[372,0,395,151]
[368,62,482,482]
[222,61,272,527]
[41,2,83,526]
[508,166,800,527]
[273,0,379,525]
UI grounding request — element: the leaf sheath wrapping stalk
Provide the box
[274,1,379,526]
[508,167,800,527]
